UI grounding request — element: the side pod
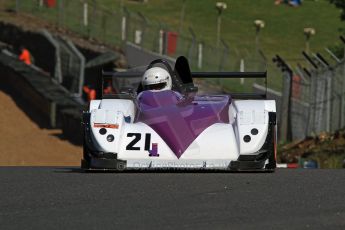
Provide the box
[229,112,277,172]
[81,112,126,171]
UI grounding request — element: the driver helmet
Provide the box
[142,67,172,91]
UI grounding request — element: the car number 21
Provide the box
[126,133,151,151]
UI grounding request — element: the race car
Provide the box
[81,56,277,171]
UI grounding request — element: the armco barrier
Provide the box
[0,22,121,146]
[0,51,83,129]
[0,22,58,80]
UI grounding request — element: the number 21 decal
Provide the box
[126,133,141,150]
[126,133,159,157]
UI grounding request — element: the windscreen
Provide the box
[102,66,146,97]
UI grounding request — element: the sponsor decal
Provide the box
[94,123,119,129]
[149,143,159,157]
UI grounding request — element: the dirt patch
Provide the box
[0,90,82,166]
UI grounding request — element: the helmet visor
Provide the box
[144,82,167,90]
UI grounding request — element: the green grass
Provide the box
[97,0,344,90]
[3,0,344,91]
[99,0,343,62]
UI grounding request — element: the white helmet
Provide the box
[142,67,172,91]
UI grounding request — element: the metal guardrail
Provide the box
[0,51,83,128]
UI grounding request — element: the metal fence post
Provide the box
[342,55,345,127]
[280,71,293,141]
[314,72,321,133]
[295,66,308,138]
[121,16,127,41]
[83,2,88,27]
[273,55,293,141]
[240,59,245,84]
[197,42,203,70]
[326,71,332,132]
[307,70,315,135]
[159,30,164,55]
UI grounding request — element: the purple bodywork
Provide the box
[136,91,231,158]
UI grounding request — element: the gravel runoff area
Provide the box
[0,89,82,166]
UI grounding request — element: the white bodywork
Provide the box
[87,97,276,169]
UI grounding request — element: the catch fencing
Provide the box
[277,53,345,141]
[8,0,266,75]
[56,36,85,96]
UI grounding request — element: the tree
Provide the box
[328,0,345,58]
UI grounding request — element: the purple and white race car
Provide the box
[81,56,277,171]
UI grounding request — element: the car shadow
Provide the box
[53,167,273,174]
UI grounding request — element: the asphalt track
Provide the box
[0,168,344,230]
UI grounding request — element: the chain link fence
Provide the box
[308,63,345,134]
[56,36,85,96]
[279,54,345,141]
[10,0,124,45]
[9,1,266,78]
